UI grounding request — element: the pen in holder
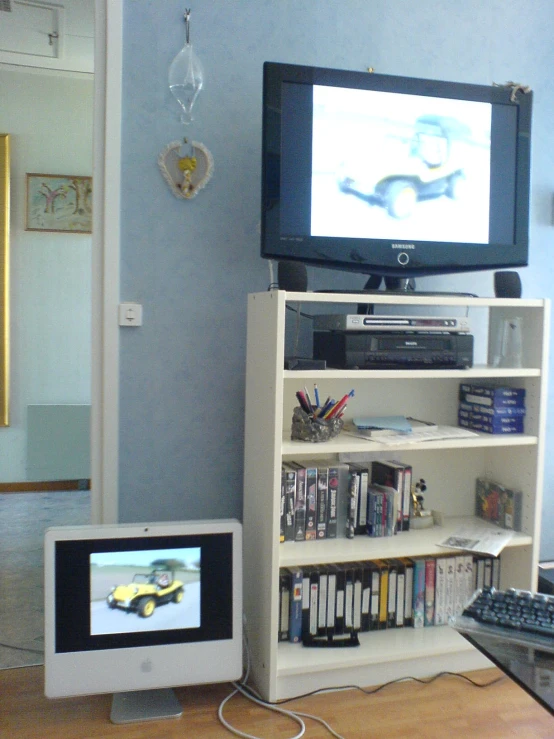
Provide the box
[291,406,344,443]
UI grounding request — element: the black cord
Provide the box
[240,670,505,706]
[285,303,314,320]
[0,641,44,655]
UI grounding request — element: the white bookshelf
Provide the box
[243,290,550,701]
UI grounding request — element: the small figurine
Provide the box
[177,153,197,197]
[410,478,434,529]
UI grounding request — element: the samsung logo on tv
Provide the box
[391,243,415,249]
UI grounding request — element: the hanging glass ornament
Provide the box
[168,9,204,125]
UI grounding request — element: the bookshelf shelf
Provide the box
[277,624,473,676]
[281,431,538,457]
[278,516,533,569]
[243,290,550,702]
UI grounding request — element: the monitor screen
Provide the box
[262,62,532,280]
[44,519,242,722]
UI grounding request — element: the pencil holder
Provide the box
[291,406,343,443]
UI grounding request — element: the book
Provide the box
[386,560,398,629]
[316,467,328,539]
[278,571,291,641]
[475,477,523,531]
[434,557,448,626]
[459,415,524,434]
[348,463,369,534]
[459,383,526,408]
[463,555,475,608]
[371,460,405,533]
[304,465,318,540]
[492,556,501,589]
[459,401,526,416]
[454,555,466,616]
[360,562,371,632]
[288,567,303,643]
[445,556,456,622]
[334,564,346,635]
[326,463,339,539]
[375,560,389,630]
[279,467,286,543]
[287,461,307,541]
[283,467,296,542]
[326,566,338,636]
[346,468,360,539]
[396,563,406,628]
[369,564,381,631]
[344,566,355,633]
[412,558,426,628]
[424,558,436,627]
[317,566,329,636]
[399,557,414,627]
[353,564,363,632]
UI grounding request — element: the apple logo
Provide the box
[141,658,153,673]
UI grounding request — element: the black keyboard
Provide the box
[462,586,554,639]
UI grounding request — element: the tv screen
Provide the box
[261,62,532,280]
[44,520,242,723]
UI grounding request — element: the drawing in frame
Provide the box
[0,135,10,426]
[25,173,92,233]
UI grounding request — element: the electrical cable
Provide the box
[217,621,504,738]
[0,641,44,655]
[261,670,506,706]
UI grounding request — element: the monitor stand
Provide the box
[110,688,183,724]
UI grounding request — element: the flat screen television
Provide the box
[261,62,532,284]
[44,519,242,724]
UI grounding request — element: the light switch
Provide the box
[119,303,143,327]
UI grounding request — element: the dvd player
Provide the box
[313,331,474,369]
[313,314,471,333]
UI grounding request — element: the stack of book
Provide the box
[458,382,526,434]
[278,553,501,643]
[280,459,413,543]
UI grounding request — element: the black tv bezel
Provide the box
[54,531,234,654]
[261,61,532,279]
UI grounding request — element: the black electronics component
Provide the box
[312,314,471,333]
[313,331,474,369]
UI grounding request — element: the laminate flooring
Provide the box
[0,490,90,669]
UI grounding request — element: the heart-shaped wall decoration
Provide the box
[158,140,214,199]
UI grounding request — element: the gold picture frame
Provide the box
[25,173,92,233]
[0,135,10,426]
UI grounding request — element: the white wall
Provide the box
[0,66,93,480]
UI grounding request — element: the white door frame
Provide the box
[90,0,122,523]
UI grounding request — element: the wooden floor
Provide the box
[2,666,553,738]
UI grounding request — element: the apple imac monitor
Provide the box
[261,62,532,284]
[44,519,242,724]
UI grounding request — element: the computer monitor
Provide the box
[44,519,242,724]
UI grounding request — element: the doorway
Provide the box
[0,3,95,668]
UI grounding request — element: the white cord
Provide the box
[216,619,345,739]
[218,683,306,739]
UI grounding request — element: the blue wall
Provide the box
[120,1,554,556]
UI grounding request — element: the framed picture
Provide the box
[25,173,92,233]
[0,135,9,426]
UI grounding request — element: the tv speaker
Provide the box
[278,261,308,292]
[494,271,522,298]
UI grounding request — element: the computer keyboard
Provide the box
[462,586,554,639]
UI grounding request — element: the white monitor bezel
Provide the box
[44,519,242,699]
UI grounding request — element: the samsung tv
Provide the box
[44,519,242,724]
[261,62,532,285]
